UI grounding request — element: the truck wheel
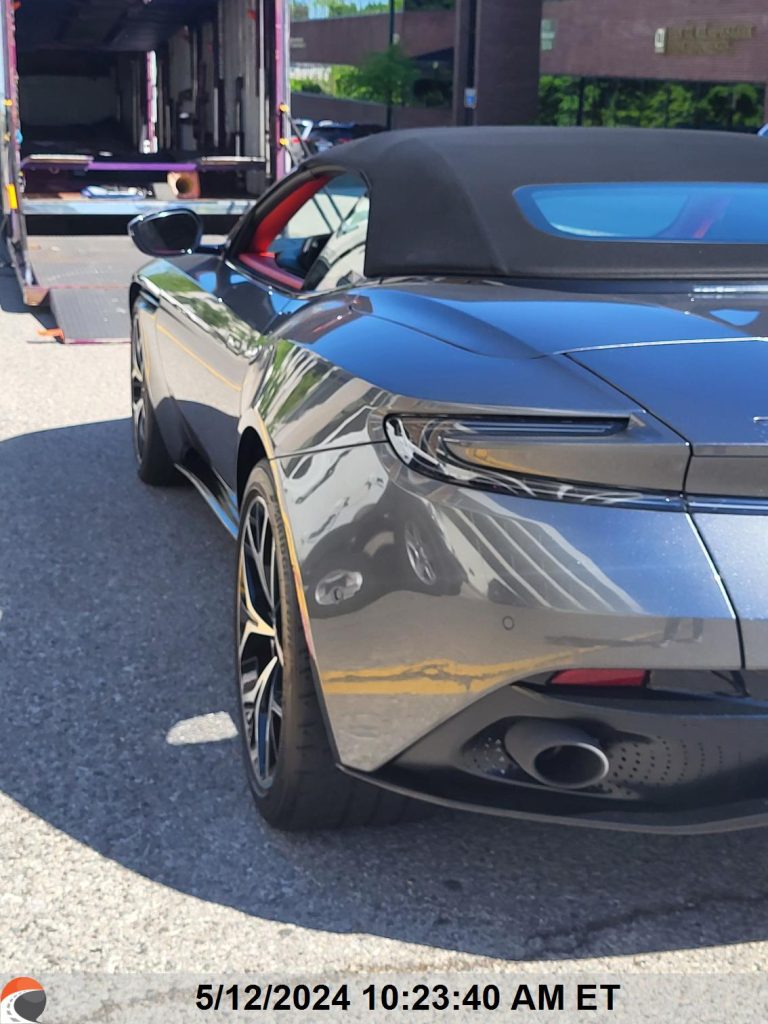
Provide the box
[131,309,177,485]
[235,461,417,830]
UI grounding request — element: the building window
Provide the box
[541,18,556,51]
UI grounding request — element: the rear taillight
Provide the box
[550,669,647,687]
[383,413,685,510]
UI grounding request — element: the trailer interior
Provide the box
[4,0,283,341]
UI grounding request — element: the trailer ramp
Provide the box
[49,288,131,345]
[27,235,147,343]
[18,199,250,343]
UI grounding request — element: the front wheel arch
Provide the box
[237,427,269,508]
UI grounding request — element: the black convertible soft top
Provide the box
[304,126,768,281]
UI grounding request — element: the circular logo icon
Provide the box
[0,979,46,1023]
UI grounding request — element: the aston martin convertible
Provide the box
[129,126,768,832]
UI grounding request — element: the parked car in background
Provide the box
[306,121,386,153]
[284,118,315,164]
[285,120,384,165]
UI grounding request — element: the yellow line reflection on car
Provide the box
[157,323,241,392]
[321,652,596,696]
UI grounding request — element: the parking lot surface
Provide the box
[2,269,768,978]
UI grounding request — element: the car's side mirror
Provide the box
[128,208,203,257]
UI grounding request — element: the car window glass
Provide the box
[271,173,365,245]
[268,173,369,286]
[303,191,369,291]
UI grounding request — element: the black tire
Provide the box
[235,461,419,830]
[130,309,178,486]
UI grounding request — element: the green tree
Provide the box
[313,0,370,15]
[290,77,324,93]
[326,0,359,14]
[354,1,405,12]
[334,44,418,105]
[538,75,764,131]
[538,75,580,125]
[329,64,362,98]
[405,0,454,8]
[699,83,762,130]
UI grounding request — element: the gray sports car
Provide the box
[129,126,768,832]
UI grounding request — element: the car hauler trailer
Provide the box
[0,0,289,342]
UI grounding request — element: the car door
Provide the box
[158,170,368,489]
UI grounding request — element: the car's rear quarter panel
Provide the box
[273,441,740,771]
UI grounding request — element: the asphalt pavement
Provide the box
[1,267,768,981]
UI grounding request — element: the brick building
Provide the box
[540,1,767,87]
[538,1,768,128]
[290,0,768,128]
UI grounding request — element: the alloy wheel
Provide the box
[237,494,284,790]
[130,319,146,461]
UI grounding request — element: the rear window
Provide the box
[514,182,768,243]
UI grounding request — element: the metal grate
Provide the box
[26,236,146,289]
[50,287,130,344]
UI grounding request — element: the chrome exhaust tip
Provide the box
[504,718,610,790]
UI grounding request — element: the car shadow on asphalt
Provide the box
[2,418,768,964]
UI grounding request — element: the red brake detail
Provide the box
[550,669,647,687]
[249,175,329,255]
